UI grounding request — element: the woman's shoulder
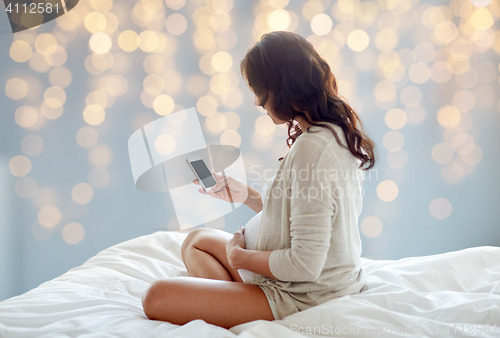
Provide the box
[294,122,347,152]
[285,122,352,168]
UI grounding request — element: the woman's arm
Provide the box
[226,227,276,279]
[231,247,276,279]
[244,185,263,213]
[264,140,337,282]
[194,174,263,213]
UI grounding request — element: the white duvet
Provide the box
[0,231,499,338]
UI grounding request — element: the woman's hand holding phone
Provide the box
[192,173,263,213]
[192,173,247,203]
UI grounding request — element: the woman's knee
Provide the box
[142,278,191,322]
[181,228,218,259]
[142,280,164,320]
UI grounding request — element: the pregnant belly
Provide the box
[238,211,262,283]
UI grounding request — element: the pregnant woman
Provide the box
[141,30,376,329]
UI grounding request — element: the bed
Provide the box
[0,230,499,338]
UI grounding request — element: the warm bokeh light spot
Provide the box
[375,30,398,52]
[429,198,452,219]
[44,46,68,67]
[139,31,160,52]
[434,21,458,44]
[255,115,276,136]
[89,33,112,54]
[49,67,72,88]
[88,145,113,167]
[143,54,165,74]
[206,112,224,133]
[451,132,473,151]
[470,7,494,30]
[106,75,128,96]
[6,78,28,100]
[9,155,32,177]
[360,216,383,238]
[44,86,66,108]
[400,86,422,107]
[460,145,483,166]
[154,134,176,155]
[83,104,106,125]
[441,159,466,184]
[72,183,94,204]
[268,9,291,31]
[376,180,399,202]
[222,111,241,130]
[220,130,241,147]
[15,106,38,128]
[76,127,99,149]
[41,103,64,120]
[374,81,396,103]
[62,223,85,245]
[29,54,51,73]
[211,51,233,73]
[431,142,454,164]
[385,108,407,130]
[310,13,332,36]
[437,105,461,128]
[302,1,324,21]
[153,94,175,116]
[166,13,188,35]
[38,205,61,229]
[118,30,139,52]
[408,62,431,84]
[143,75,165,96]
[84,12,108,33]
[10,40,32,62]
[196,95,218,116]
[34,33,58,56]
[86,90,109,108]
[90,0,113,12]
[347,29,370,52]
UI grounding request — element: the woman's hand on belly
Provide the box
[227,228,277,280]
[226,226,246,268]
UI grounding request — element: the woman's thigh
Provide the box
[142,276,274,329]
[181,228,243,283]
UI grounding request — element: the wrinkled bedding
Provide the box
[0,231,499,338]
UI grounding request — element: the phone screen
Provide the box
[191,159,217,188]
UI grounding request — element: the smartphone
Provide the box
[186,156,218,194]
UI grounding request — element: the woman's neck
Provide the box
[295,116,312,131]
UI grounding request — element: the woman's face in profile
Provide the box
[254,94,287,125]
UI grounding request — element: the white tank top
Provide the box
[238,176,275,283]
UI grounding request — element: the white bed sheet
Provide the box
[0,231,499,338]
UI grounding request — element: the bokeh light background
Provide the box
[0,0,499,301]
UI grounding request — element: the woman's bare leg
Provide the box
[142,276,274,329]
[181,228,243,283]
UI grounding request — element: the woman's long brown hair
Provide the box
[240,31,377,170]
